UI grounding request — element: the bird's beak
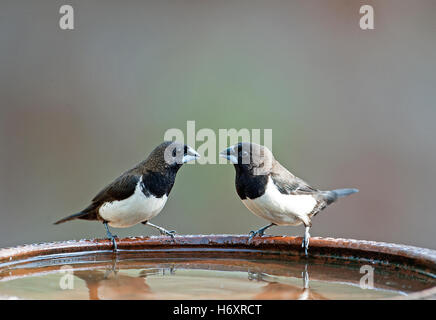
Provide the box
[219,148,229,159]
[219,147,238,164]
[182,146,200,163]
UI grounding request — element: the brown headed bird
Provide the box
[55,141,199,250]
[220,142,358,255]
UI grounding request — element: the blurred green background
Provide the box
[1,0,435,249]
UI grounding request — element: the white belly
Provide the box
[242,177,317,226]
[99,178,168,228]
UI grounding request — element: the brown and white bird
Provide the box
[55,141,200,250]
[219,142,358,255]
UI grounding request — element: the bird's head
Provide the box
[146,141,200,172]
[219,142,274,175]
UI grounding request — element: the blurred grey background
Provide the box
[1,0,435,249]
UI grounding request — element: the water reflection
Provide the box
[74,255,184,299]
[1,253,431,299]
[74,259,142,300]
[248,264,326,300]
[74,259,325,300]
[75,270,150,300]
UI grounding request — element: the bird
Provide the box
[55,141,200,250]
[219,142,358,255]
[251,266,326,300]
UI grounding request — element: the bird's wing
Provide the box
[54,174,141,224]
[91,174,140,204]
[270,162,319,195]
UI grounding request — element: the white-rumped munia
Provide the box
[55,141,200,250]
[220,142,358,255]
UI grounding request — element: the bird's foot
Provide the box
[144,222,176,240]
[107,235,118,252]
[104,222,118,252]
[302,264,309,288]
[159,229,176,239]
[104,259,119,279]
[248,271,268,282]
[248,229,265,242]
[248,223,275,243]
[301,227,311,256]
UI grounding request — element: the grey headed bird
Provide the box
[219,142,358,255]
[55,141,200,250]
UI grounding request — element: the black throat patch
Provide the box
[141,170,176,198]
[234,167,268,200]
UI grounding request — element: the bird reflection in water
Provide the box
[74,259,326,300]
[73,259,174,300]
[249,264,326,300]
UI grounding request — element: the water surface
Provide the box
[0,251,434,299]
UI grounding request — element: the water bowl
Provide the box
[0,235,435,299]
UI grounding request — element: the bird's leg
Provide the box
[142,221,176,239]
[302,225,311,256]
[248,271,269,282]
[103,222,118,252]
[248,223,276,241]
[302,264,309,289]
[104,256,119,279]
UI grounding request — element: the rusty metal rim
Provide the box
[0,235,435,299]
[1,235,435,270]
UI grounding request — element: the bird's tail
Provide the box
[322,188,359,204]
[53,211,88,225]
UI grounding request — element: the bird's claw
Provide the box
[160,229,176,238]
[302,231,310,256]
[104,223,119,252]
[248,223,275,243]
[108,236,118,252]
[248,230,263,242]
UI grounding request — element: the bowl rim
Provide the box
[0,235,435,299]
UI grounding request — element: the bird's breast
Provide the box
[242,177,317,226]
[99,178,168,228]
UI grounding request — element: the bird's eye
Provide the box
[172,148,177,157]
[184,145,188,154]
